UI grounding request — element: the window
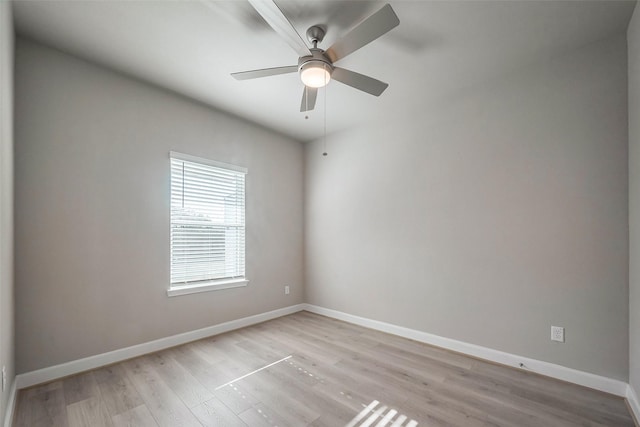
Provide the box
[169,152,247,296]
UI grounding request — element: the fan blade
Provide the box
[248,0,310,57]
[231,65,298,80]
[300,87,318,112]
[325,4,399,63]
[332,67,388,96]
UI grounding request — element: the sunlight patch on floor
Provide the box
[346,400,418,427]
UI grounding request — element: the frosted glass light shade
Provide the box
[300,62,331,88]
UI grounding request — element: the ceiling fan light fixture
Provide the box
[300,61,331,88]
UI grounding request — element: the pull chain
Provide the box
[323,63,328,157]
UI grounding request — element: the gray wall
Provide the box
[305,35,629,380]
[629,2,640,397]
[14,38,304,373]
[0,0,14,421]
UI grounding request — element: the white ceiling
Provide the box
[12,0,637,142]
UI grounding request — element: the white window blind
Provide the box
[170,152,246,288]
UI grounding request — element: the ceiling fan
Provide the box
[231,1,400,112]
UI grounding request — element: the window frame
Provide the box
[167,151,248,297]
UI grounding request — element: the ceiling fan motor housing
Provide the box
[298,48,334,87]
[298,49,333,72]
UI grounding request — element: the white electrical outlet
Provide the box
[551,326,565,342]
[285,286,290,295]
[2,366,6,391]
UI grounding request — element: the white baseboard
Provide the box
[16,304,305,389]
[627,384,640,426]
[302,304,628,397]
[3,379,17,427]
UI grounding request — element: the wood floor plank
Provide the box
[212,382,260,415]
[63,371,101,406]
[281,314,376,349]
[12,390,30,427]
[94,364,145,417]
[111,404,158,427]
[238,371,322,425]
[67,396,113,427]
[122,357,202,427]
[18,382,69,427]
[199,335,278,375]
[360,330,475,370]
[12,311,636,427]
[473,360,632,422]
[335,354,442,400]
[286,353,402,413]
[269,321,367,360]
[189,397,248,427]
[260,363,356,425]
[169,343,238,391]
[401,387,496,427]
[146,350,214,408]
[443,366,633,427]
[93,364,128,384]
[438,374,602,427]
[251,325,343,365]
[475,369,632,425]
[238,402,289,427]
[21,380,64,399]
[373,340,472,375]
[233,331,293,362]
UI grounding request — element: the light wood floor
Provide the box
[13,311,637,427]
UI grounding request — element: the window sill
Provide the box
[167,278,249,297]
